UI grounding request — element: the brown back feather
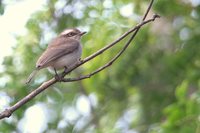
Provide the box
[36,37,79,68]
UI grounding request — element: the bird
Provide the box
[26,28,86,84]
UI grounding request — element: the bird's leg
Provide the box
[54,68,62,81]
[64,66,68,73]
[61,66,69,78]
[79,58,83,63]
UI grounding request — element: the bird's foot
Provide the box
[64,66,68,73]
[79,58,83,63]
[54,68,63,82]
[55,74,63,82]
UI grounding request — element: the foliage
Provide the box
[0,0,200,133]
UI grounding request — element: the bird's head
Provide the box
[60,28,87,40]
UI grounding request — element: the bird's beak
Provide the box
[80,31,87,36]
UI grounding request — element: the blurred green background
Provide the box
[0,0,200,133]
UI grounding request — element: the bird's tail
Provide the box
[26,69,39,84]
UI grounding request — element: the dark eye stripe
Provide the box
[67,32,76,37]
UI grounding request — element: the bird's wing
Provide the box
[36,39,79,68]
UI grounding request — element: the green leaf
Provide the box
[175,81,188,102]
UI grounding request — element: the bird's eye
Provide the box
[67,32,76,37]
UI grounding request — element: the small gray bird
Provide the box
[26,28,86,84]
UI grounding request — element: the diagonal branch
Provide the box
[59,0,156,78]
[62,14,160,82]
[0,0,158,120]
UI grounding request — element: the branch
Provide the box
[0,0,159,120]
[0,79,56,119]
[62,15,160,82]
[60,0,157,79]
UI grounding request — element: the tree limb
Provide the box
[0,0,159,120]
[61,15,160,82]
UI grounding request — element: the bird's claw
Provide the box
[79,58,83,63]
[55,74,63,82]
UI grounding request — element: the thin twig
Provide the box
[60,15,157,77]
[142,0,154,21]
[62,15,160,82]
[60,0,157,78]
[0,0,158,120]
